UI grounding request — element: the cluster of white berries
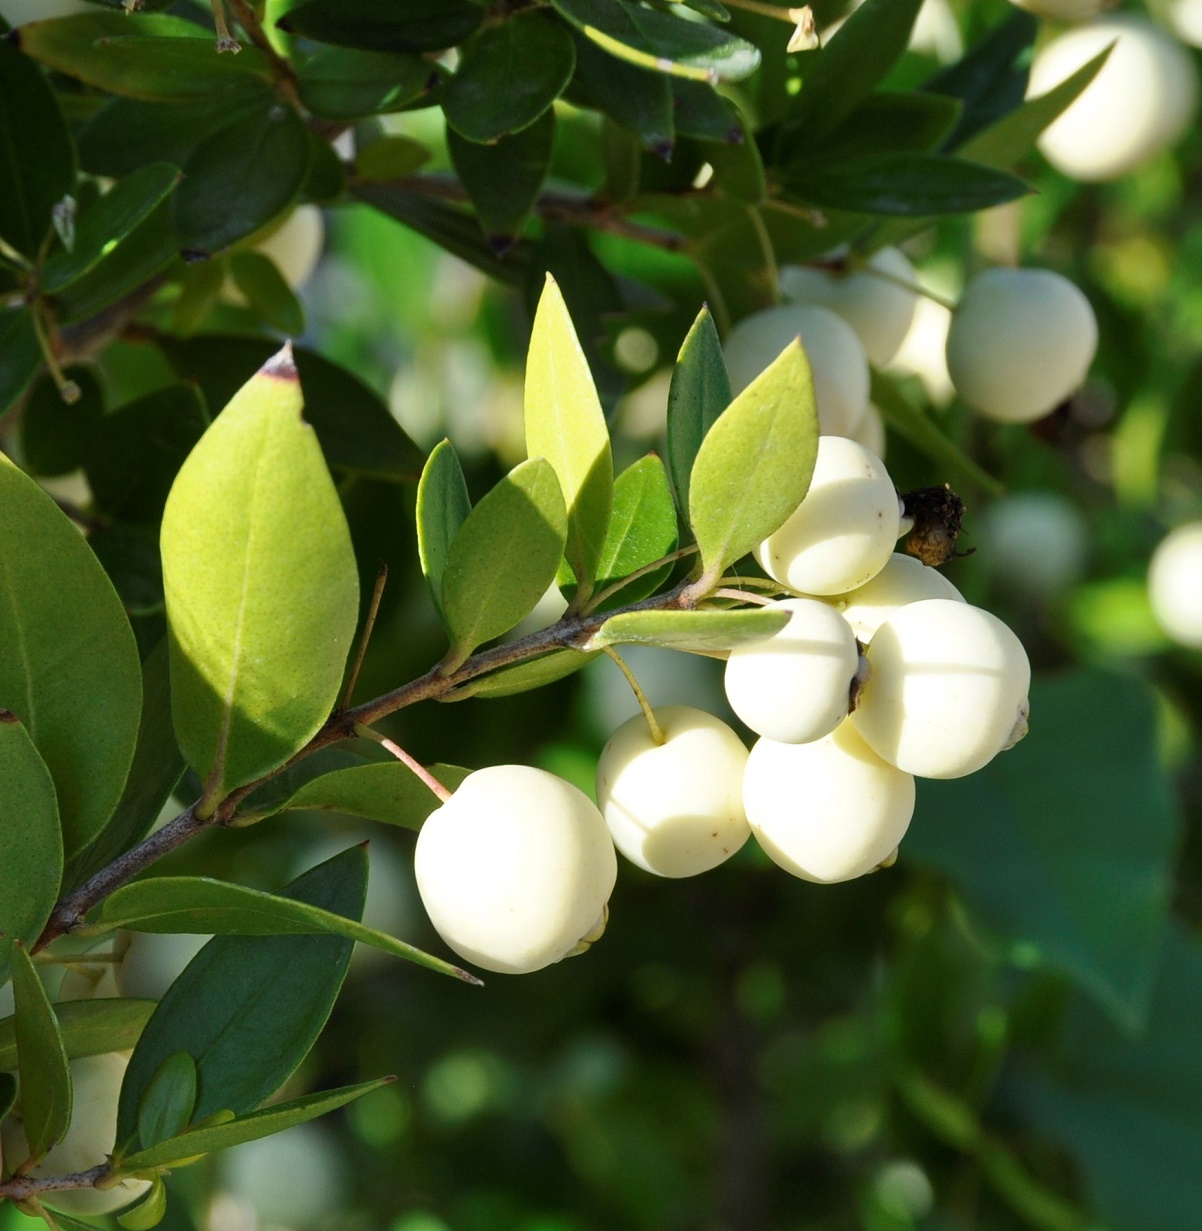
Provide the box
[415,435,1032,976]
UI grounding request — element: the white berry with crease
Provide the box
[724,598,859,744]
[756,436,902,596]
[945,268,1097,424]
[414,765,617,974]
[851,599,1031,779]
[723,304,870,436]
[743,723,915,883]
[829,553,964,642]
[596,706,750,877]
[1148,521,1202,648]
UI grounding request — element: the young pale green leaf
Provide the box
[588,606,789,653]
[441,457,568,658]
[417,439,471,623]
[0,308,42,416]
[228,251,305,336]
[115,1078,392,1173]
[572,31,673,158]
[20,367,105,478]
[443,10,575,142]
[41,163,181,293]
[688,339,818,580]
[11,943,72,1164]
[278,0,483,53]
[0,999,157,1072]
[0,36,75,259]
[160,346,360,804]
[525,274,613,600]
[0,456,142,857]
[452,649,599,699]
[265,762,470,828]
[666,306,730,517]
[0,714,62,988]
[115,847,367,1148]
[138,1053,197,1150]
[297,46,441,120]
[118,1178,167,1231]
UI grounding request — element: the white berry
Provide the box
[724,599,859,744]
[755,436,902,596]
[414,765,617,974]
[829,553,965,642]
[851,402,887,460]
[945,268,1097,424]
[1148,522,1202,648]
[596,706,750,877]
[742,723,915,883]
[851,599,1031,779]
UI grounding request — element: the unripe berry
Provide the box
[851,599,1031,779]
[723,304,870,436]
[724,599,859,744]
[742,723,915,883]
[1148,521,1202,648]
[755,436,902,596]
[945,269,1097,424]
[414,766,617,974]
[596,706,750,877]
[829,553,964,642]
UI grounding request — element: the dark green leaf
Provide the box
[236,746,382,820]
[666,305,730,517]
[115,847,368,1149]
[298,46,441,120]
[571,30,673,157]
[355,135,432,181]
[444,10,575,142]
[0,999,156,1072]
[11,943,71,1163]
[452,649,599,699]
[416,439,471,623]
[0,37,75,258]
[588,606,790,653]
[88,523,165,619]
[138,1052,197,1149]
[228,251,305,335]
[0,1073,15,1122]
[0,308,41,416]
[19,366,105,477]
[673,78,744,143]
[301,130,345,203]
[278,0,482,53]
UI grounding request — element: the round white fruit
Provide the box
[1148,521,1202,648]
[723,304,870,436]
[414,766,617,974]
[888,293,955,406]
[755,435,902,596]
[978,490,1089,595]
[724,599,859,744]
[945,268,1097,424]
[851,402,887,459]
[1,1053,152,1215]
[742,723,915,883]
[1029,17,1199,181]
[596,706,750,877]
[780,248,919,367]
[829,553,965,642]
[851,599,1031,779]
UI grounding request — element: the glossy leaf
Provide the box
[20,367,105,478]
[666,306,730,517]
[115,847,367,1147]
[688,339,818,580]
[0,999,156,1072]
[0,714,62,989]
[138,1052,197,1150]
[907,671,1179,1028]
[441,458,568,657]
[0,37,75,258]
[454,649,599,699]
[228,251,305,335]
[159,347,360,802]
[278,0,483,53]
[11,943,72,1164]
[0,456,142,856]
[525,274,613,600]
[416,439,471,623]
[673,78,744,143]
[588,606,789,653]
[444,10,575,142]
[0,308,42,416]
[786,91,962,170]
[571,31,673,158]
[297,46,441,120]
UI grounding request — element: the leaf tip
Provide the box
[0,709,18,725]
[261,341,298,384]
[487,234,518,257]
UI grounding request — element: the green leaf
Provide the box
[85,384,210,523]
[0,1072,16,1123]
[551,0,759,83]
[278,0,483,53]
[116,1078,392,1173]
[571,30,673,158]
[666,306,730,518]
[588,606,789,653]
[0,456,142,856]
[41,163,181,294]
[444,10,575,142]
[118,1178,167,1231]
[0,998,157,1072]
[159,346,360,802]
[19,367,105,478]
[524,274,613,600]
[355,135,432,181]
[0,715,61,988]
[906,671,1179,1029]
[11,943,72,1164]
[449,110,554,253]
[688,338,818,580]
[138,1052,197,1150]
[452,649,599,699]
[416,439,471,624]
[673,78,744,143]
[0,37,75,258]
[297,46,442,120]
[0,308,42,416]
[441,457,568,657]
[227,251,305,336]
[115,847,367,1149]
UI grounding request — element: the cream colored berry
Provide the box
[851,599,1031,779]
[414,766,617,974]
[946,269,1097,424]
[1148,522,1202,648]
[851,403,887,459]
[755,436,902,596]
[742,723,915,883]
[724,599,859,744]
[596,706,749,877]
[829,553,964,642]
